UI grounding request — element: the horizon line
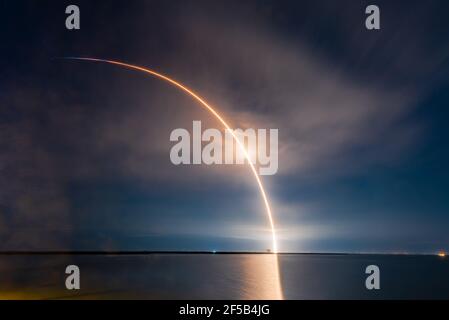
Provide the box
[0,250,444,256]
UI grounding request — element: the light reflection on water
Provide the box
[0,254,448,299]
[0,254,284,300]
[239,254,283,300]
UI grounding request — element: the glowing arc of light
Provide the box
[64,57,278,253]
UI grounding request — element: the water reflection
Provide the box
[239,254,284,300]
[0,254,448,299]
[0,254,284,299]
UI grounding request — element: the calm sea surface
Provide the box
[0,254,447,299]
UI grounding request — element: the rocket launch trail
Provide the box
[62,57,278,253]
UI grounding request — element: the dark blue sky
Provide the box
[1,0,449,253]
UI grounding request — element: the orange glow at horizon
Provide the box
[438,251,446,257]
[64,57,278,253]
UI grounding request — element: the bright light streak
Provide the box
[63,57,278,253]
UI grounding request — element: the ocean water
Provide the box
[0,254,447,299]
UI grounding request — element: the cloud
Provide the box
[2,1,448,251]
[160,8,429,178]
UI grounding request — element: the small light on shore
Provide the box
[438,251,446,258]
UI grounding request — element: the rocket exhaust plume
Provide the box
[62,57,279,253]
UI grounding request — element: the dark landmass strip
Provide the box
[0,251,440,256]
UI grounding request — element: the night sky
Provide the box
[1,0,449,253]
